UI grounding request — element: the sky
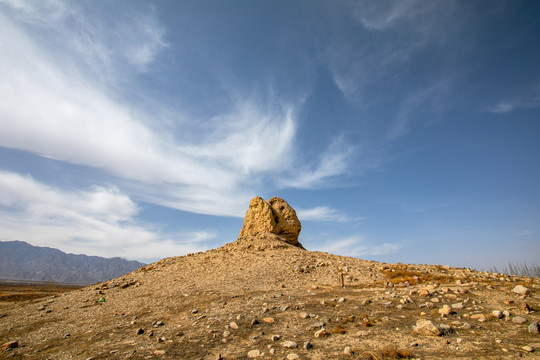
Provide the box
[0,0,539,269]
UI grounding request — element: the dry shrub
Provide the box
[364,346,414,359]
[332,325,346,334]
[382,266,455,285]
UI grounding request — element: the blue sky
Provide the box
[0,0,539,269]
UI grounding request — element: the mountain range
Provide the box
[0,240,144,284]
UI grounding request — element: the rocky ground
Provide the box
[1,237,539,359]
[1,197,539,359]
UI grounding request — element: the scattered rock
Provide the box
[154,350,166,356]
[521,303,531,313]
[304,341,313,349]
[471,314,486,322]
[512,285,530,295]
[529,322,539,335]
[263,317,275,323]
[247,350,261,358]
[344,346,353,355]
[136,328,144,335]
[223,331,231,338]
[439,305,452,315]
[356,330,369,337]
[512,316,527,324]
[271,335,280,341]
[229,322,239,330]
[413,320,443,336]
[522,346,534,352]
[492,310,502,319]
[314,328,327,338]
[286,354,299,360]
[282,341,298,348]
[451,303,464,310]
[191,308,198,314]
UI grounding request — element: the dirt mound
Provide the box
[0,197,539,359]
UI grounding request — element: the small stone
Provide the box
[529,322,539,334]
[512,285,530,295]
[522,346,534,352]
[251,318,260,326]
[356,330,369,337]
[1,341,18,351]
[136,328,144,335]
[280,305,289,311]
[314,328,327,338]
[286,354,299,360]
[310,321,325,330]
[299,312,309,319]
[338,297,346,303]
[451,303,464,310]
[247,350,261,358]
[191,308,198,314]
[154,350,166,356]
[344,346,353,355]
[175,331,184,337]
[263,317,275,323]
[304,341,313,349]
[504,300,514,305]
[223,331,231,338]
[229,322,239,330]
[521,303,531,312]
[492,310,502,319]
[361,299,372,306]
[271,335,280,341]
[512,316,527,324]
[470,314,486,322]
[439,305,452,315]
[158,337,166,343]
[282,341,298,348]
[456,338,463,344]
[413,320,443,336]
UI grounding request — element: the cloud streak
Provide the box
[0,2,354,219]
[308,235,400,257]
[0,171,214,261]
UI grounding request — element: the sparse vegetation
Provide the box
[489,262,540,277]
[363,346,414,359]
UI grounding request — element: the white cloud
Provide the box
[486,94,540,114]
[516,230,534,237]
[297,206,361,223]
[0,171,214,261]
[308,235,400,257]
[279,137,355,189]
[0,3,354,219]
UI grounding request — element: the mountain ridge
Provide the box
[0,240,144,284]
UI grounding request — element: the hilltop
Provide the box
[0,197,539,359]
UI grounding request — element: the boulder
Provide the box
[238,196,302,247]
[413,320,443,336]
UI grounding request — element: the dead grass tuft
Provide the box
[363,346,414,359]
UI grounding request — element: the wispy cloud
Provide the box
[278,137,355,189]
[516,230,535,237]
[297,206,362,223]
[0,171,214,261]
[486,94,540,114]
[0,1,357,220]
[308,235,400,257]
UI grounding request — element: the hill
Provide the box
[0,197,538,359]
[0,241,144,284]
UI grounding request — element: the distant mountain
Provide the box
[0,241,145,284]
